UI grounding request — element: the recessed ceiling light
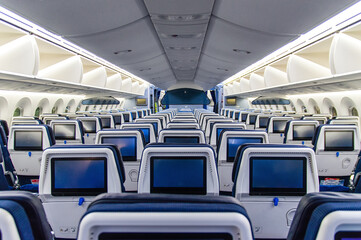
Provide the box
[114,49,132,55]
[233,49,251,54]
[139,68,152,72]
[217,67,229,72]
[168,46,197,50]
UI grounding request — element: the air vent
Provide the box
[217,67,229,72]
[139,68,152,72]
[233,49,251,54]
[168,46,197,50]
[114,49,132,55]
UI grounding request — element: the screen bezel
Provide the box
[51,157,107,196]
[163,136,200,144]
[226,137,263,162]
[292,125,315,141]
[150,156,207,195]
[249,115,257,125]
[101,136,137,161]
[14,131,43,151]
[101,118,111,129]
[249,156,307,196]
[324,130,354,151]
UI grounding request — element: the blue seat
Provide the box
[0,191,53,240]
[0,120,9,138]
[77,193,254,240]
[288,192,361,240]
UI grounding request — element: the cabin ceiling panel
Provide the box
[213,0,359,36]
[0,0,148,37]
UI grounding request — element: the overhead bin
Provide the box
[0,35,39,75]
[122,78,132,92]
[105,73,122,90]
[249,73,265,90]
[82,66,107,88]
[239,77,250,92]
[330,33,361,74]
[37,55,83,83]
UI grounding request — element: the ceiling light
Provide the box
[114,49,132,55]
[217,68,229,72]
[233,49,251,54]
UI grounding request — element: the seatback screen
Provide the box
[259,117,269,128]
[131,112,137,120]
[227,137,263,162]
[335,231,361,240]
[235,112,240,120]
[113,116,121,125]
[293,125,315,140]
[123,113,130,123]
[139,128,150,144]
[241,113,248,122]
[249,115,257,125]
[273,120,288,133]
[51,157,107,196]
[324,131,354,151]
[250,157,306,196]
[54,124,76,140]
[101,118,111,129]
[150,157,206,195]
[99,233,232,240]
[163,136,199,144]
[14,131,43,151]
[82,120,96,133]
[101,136,137,161]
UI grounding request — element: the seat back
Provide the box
[11,119,43,126]
[158,129,206,144]
[8,125,55,182]
[302,116,327,125]
[201,116,225,131]
[110,113,123,129]
[77,193,254,240]
[97,115,116,129]
[0,191,53,240]
[138,143,219,195]
[284,120,319,146]
[166,122,200,129]
[246,113,259,130]
[267,116,293,143]
[209,122,246,147]
[51,119,84,145]
[240,112,249,123]
[171,118,197,123]
[120,112,133,123]
[95,129,145,191]
[77,116,102,144]
[254,115,271,130]
[135,118,162,137]
[42,116,67,125]
[205,118,233,142]
[0,120,9,138]
[145,115,167,129]
[217,130,269,192]
[39,144,125,239]
[313,124,360,179]
[120,123,156,144]
[288,192,361,240]
[232,144,319,239]
[328,118,360,128]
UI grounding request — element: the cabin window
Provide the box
[350,107,359,116]
[85,106,89,111]
[64,106,71,113]
[34,107,42,117]
[283,106,287,111]
[302,106,307,113]
[330,107,337,118]
[314,106,321,114]
[93,105,97,110]
[76,106,80,112]
[51,106,58,114]
[13,107,22,117]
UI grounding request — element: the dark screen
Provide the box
[131,112,137,120]
[324,131,354,151]
[249,115,257,125]
[241,113,248,122]
[54,124,76,140]
[14,131,43,151]
[164,136,199,144]
[227,137,263,162]
[114,116,121,125]
[51,157,107,196]
[293,125,315,140]
[230,111,234,118]
[101,118,111,129]
[123,113,130,123]
[235,112,240,120]
[99,233,232,240]
[250,157,306,196]
[273,120,288,133]
[82,120,96,133]
[101,137,137,161]
[150,157,206,195]
[259,117,269,128]
[335,231,361,240]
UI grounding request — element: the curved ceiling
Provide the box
[0,0,358,90]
